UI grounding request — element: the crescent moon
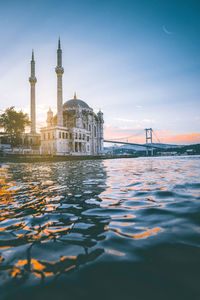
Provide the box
[162,25,173,35]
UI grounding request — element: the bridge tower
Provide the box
[145,128,153,156]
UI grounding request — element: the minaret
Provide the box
[29,50,37,133]
[55,37,64,126]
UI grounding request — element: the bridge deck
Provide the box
[104,140,164,149]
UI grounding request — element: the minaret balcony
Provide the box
[29,77,37,84]
[55,66,64,75]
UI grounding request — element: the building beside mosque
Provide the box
[28,39,104,156]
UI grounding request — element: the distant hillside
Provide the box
[104,143,200,155]
[105,143,181,151]
[144,143,181,149]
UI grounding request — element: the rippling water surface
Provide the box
[0,156,200,300]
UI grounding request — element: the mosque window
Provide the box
[59,132,61,139]
[94,126,96,137]
[70,133,72,139]
[79,133,81,140]
[75,133,78,139]
[83,123,86,129]
[62,132,65,139]
[75,142,78,152]
[66,133,68,139]
[87,136,89,142]
[89,125,91,131]
[83,134,85,140]
[87,145,89,152]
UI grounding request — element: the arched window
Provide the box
[59,132,61,139]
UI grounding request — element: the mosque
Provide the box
[29,39,104,156]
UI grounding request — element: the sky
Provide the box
[0,0,200,144]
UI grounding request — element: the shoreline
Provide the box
[0,154,138,163]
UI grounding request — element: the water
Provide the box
[0,156,200,300]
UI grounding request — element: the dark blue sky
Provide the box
[0,0,200,143]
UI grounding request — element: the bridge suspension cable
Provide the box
[152,129,161,144]
[105,135,136,141]
[105,130,144,142]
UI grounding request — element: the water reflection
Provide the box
[0,161,108,284]
[0,156,200,298]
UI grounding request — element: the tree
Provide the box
[0,106,30,148]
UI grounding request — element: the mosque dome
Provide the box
[63,92,90,109]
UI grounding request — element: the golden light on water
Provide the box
[104,225,162,240]
[1,157,199,297]
[106,250,125,256]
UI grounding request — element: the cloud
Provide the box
[113,118,155,124]
[164,133,200,144]
[113,118,137,123]
[104,124,145,143]
[142,119,155,123]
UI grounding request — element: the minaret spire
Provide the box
[55,37,64,127]
[29,49,37,133]
[57,36,62,67]
[30,49,36,78]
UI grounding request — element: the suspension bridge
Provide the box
[104,128,164,155]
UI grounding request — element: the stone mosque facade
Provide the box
[29,39,104,156]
